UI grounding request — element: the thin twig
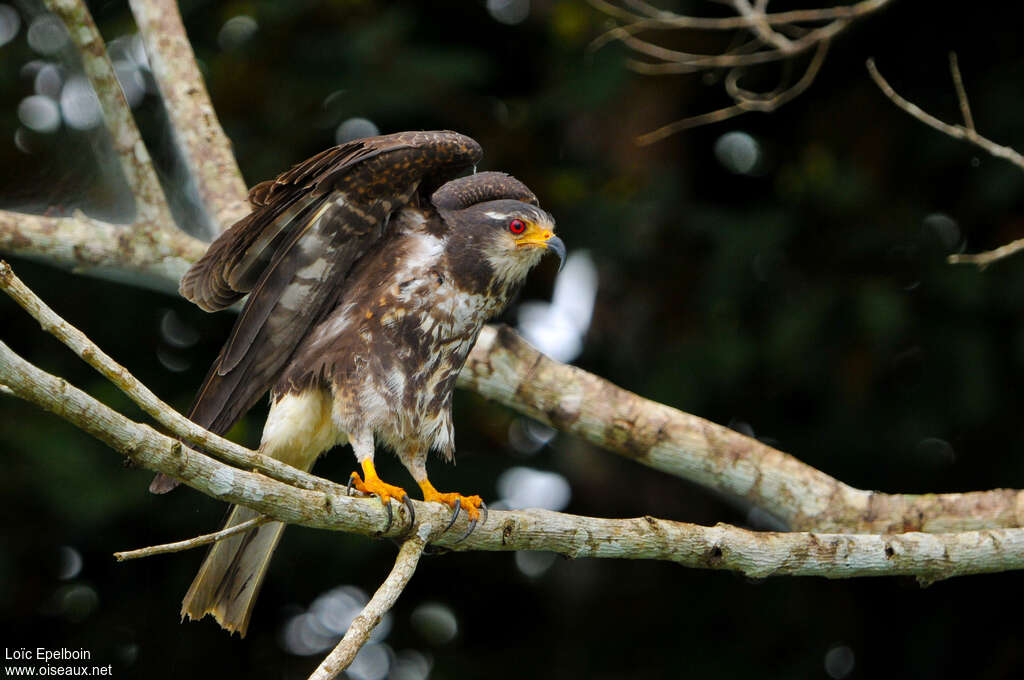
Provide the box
[114,515,270,561]
[589,0,891,138]
[43,0,173,226]
[588,0,891,32]
[866,59,1024,171]
[948,52,975,131]
[947,237,1024,269]
[308,525,431,680]
[866,58,1024,268]
[128,0,250,236]
[635,39,829,144]
[0,260,341,495]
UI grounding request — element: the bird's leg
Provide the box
[347,432,413,532]
[405,452,486,541]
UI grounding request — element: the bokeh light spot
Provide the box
[336,117,380,144]
[824,644,855,679]
[714,131,761,175]
[57,545,83,580]
[515,550,556,578]
[410,602,458,645]
[26,13,68,55]
[218,15,258,51]
[922,212,960,252]
[60,76,102,130]
[18,95,60,133]
[0,4,20,48]
[487,0,530,25]
[496,466,571,511]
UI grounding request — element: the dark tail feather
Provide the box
[180,504,286,637]
[148,349,263,494]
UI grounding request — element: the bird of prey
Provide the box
[150,130,564,636]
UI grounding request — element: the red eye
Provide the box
[509,219,526,235]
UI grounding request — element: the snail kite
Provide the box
[150,131,564,636]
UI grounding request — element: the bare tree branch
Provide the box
[0,210,204,293]
[589,0,892,141]
[635,39,829,145]
[0,260,340,494]
[866,58,1024,269]
[309,526,430,680]
[6,255,1021,536]
[6,257,1023,537]
[44,0,173,226]
[866,59,1024,172]
[1,0,228,292]
[5,335,1024,585]
[459,324,1024,534]
[114,515,270,561]
[128,0,250,235]
[947,237,1024,269]
[948,52,975,132]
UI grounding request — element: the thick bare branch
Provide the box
[44,0,173,227]
[5,258,1022,536]
[114,515,270,561]
[0,260,340,495]
[128,0,250,235]
[309,527,430,680]
[458,325,1024,533]
[0,210,203,293]
[5,337,1024,585]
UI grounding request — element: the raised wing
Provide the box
[152,132,481,493]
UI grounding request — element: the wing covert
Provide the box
[181,130,482,436]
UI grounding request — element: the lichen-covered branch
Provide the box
[4,337,1024,586]
[44,0,173,227]
[0,210,204,293]
[309,527,430,680]
[0,260,339,494]
[5,257,1023,536]
[3,1,218,292]
[458,325,1024,534]
[129,0,250,235]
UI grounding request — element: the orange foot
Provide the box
[418,480,488,541]
[348,460,414,533]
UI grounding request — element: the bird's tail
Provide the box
[180,504,286,637]
[179,388,338,636]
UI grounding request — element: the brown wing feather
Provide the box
[179,130,482,440]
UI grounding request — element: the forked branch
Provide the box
[866,56,1024,269]
[589,0,893,142]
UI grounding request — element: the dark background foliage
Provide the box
[2,1,1024,678]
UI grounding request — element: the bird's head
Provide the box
[433,172,565,289]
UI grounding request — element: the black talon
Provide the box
[478,500,488,528]
[381,497,394,534]
[402,494,416,530]
[443,498,462,533]
[454,518,477,544]
[347,473,358,496]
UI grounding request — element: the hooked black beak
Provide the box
[545,235,566,272]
